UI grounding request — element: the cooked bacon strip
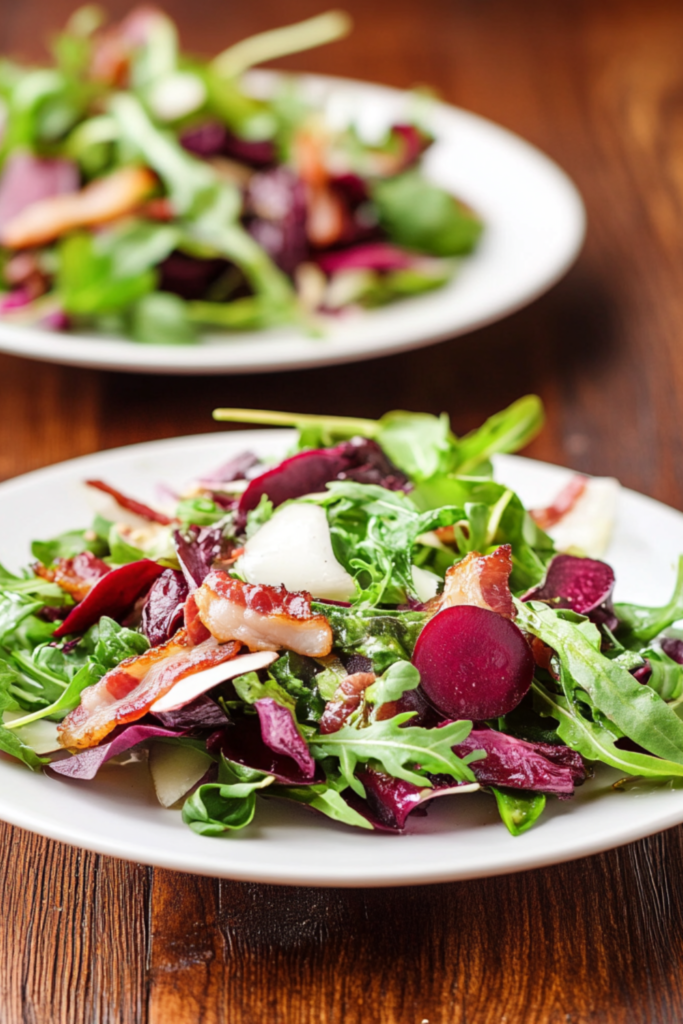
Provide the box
[529,475,588,531]
[58,629,240,751]
[0,166,156,249]
[440,544,515,619]
[319,671,376,734]
[34,550,111,602]
[85,479,174,526]
[194,572,333,657]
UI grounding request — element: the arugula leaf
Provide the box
[370,171,483,256]
[32,527,108,565]
[365,661,420,705]
[454,396,545,475]
[57,232,156,317]
[517,599,683,765]
[639,647,683,702]
[269,651,326,723]
[232,669,297,713]
[131,292,199,346]
[212,396,544,482]
[314,481,463,606]
[175,496,225,526]
[181,756,275,835]
[316,603,427,673]
[0,721,47,769]
[492,787,546,836]
[310,715,475,797]
[270,783,373,830]
[615,556,683,644]
[532,680,683,778]
[108,525,145,565]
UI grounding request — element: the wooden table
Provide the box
[1,0,682,1019]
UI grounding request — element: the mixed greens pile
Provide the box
[0,7,482,344]
[1,396,683,838]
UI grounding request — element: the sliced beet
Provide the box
[412,606,534,720]
[523,554,615,617]
[208,718,325,786]
[49,724,184,781]
[141,568,189,646]
[238,437,409,516]
[451,728,580,794]
[53,559,165,637]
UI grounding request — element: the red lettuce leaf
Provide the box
[49,724,184,780]
[141,568,189,646]
[53,559,165,637]
[451,728,581,795]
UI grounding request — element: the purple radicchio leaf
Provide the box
[198,450,259,485]
[247,167,308,276]
[207,716,324,785]
[523,553,617,630]
[0,154,79,230]
[450,728,583,795]
[174,525,225,590]
[254,698,316,779]
[141,568,189,646]
[349,766,476,831]
[238,437,409,518]
[153,694,227,729]
[53,559,165,638]
[49,725,185,781]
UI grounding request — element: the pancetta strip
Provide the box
[193,572,333,657]
[529,475,588,531]
[34,551,111,602]
[1,166,156,249]
[58,629,240,751]
[440,544,515,619]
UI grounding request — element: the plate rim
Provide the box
[0,70,586,375]
[4,432,681,887]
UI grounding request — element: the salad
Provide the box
[0,7,482,344]
[3,395,683,840]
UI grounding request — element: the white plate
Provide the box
[1,431,683,887]
[0,72,585,375]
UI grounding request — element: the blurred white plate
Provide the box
[0,72,585,375]
[1,431,683,887]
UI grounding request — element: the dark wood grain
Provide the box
[1,0,683,1020]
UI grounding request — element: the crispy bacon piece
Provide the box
[530,475,588,531]
[193,572,333,657]
[58,629,240,751]
[85,479,174,525]
[440,544,515,619]
[184,592,211,644]
[1,166,156,249]
[34,551,111,602]
[319,671,376,734]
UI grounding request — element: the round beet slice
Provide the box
[413,605,535,720]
